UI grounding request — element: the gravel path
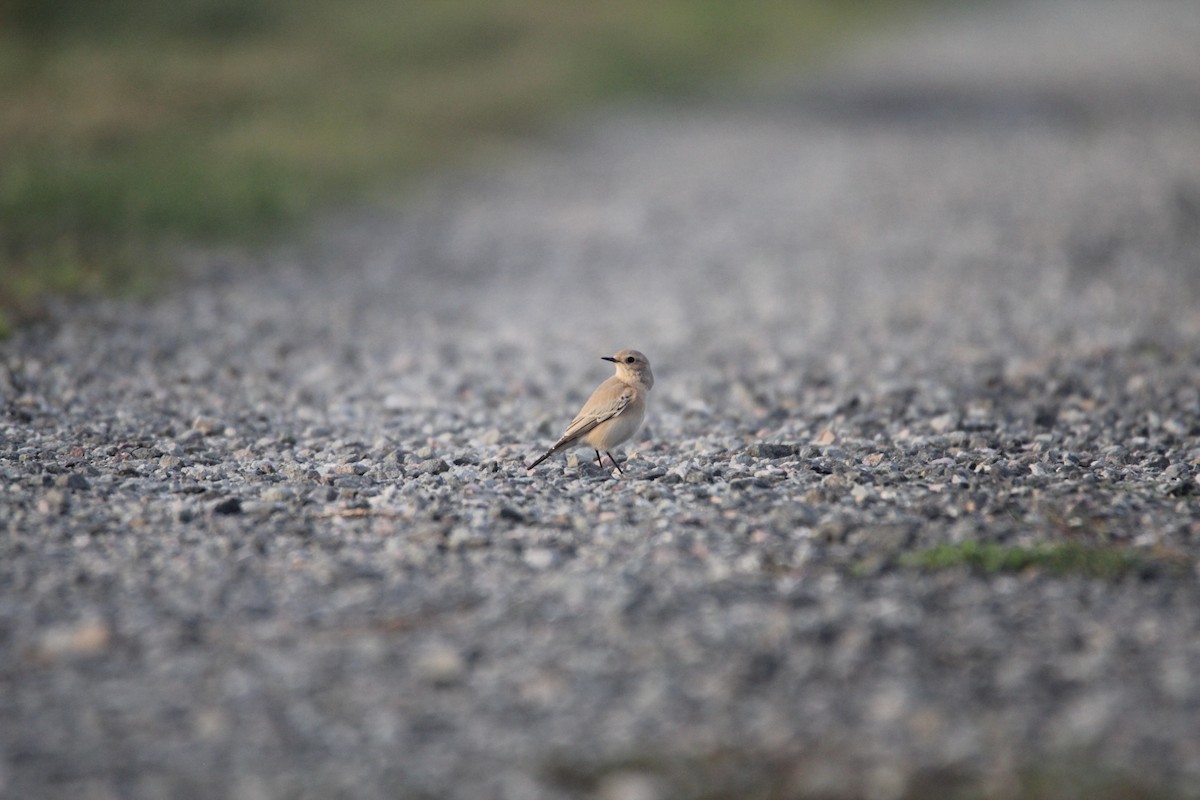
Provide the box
[4,1,1200,798]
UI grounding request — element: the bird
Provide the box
[526,349,653,474]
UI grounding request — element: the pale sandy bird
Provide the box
[526,349,653,474]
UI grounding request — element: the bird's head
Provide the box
[602,349,653,389]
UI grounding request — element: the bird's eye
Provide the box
[625,356,635,364]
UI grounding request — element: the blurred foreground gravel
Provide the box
[3,1,1200,798]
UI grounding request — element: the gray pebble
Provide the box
[56,473,91,491]
[212,497,242,515]
[414,644,467,687]
[191,416,226,436]
[417,458,450,476]
[747,443,796,459]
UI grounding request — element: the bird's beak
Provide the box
[601,356,617,363]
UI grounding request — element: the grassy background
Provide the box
[0,0,924,332]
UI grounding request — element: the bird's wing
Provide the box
[557,382,635,446]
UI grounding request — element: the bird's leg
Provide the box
[594,449,604,469]
[606,451,624,474]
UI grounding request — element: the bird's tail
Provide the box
[525,449,553,471]
[527,432,577,470]
[526,437,572,470]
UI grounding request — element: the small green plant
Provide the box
[899,540,1180,580]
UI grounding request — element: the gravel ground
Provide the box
[4,1,1200,798]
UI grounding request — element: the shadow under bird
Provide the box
[526,349,653,474]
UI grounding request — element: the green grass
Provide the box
[899,540,1187,580]
[0,0,928,330]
